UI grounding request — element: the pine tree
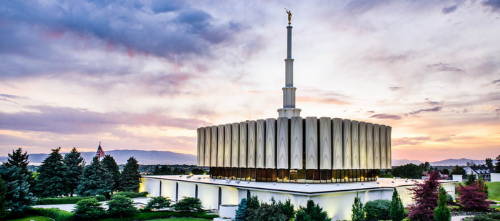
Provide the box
[495,155,500,173]
[0,176,6,215]
[4,148,34,190]
[63,147,84,196]
[102,155,120,192]
[351,193,365,221]
[408,171,440,221]
[0,166,34,213]
[77,157,114,197]
[35,147,68,197]
[235,198,248,221]
[119,157,141,192]
[434,187,451,221]
[389,189,406,221]
[295,200,330,221]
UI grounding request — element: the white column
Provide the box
[373,125,381,169]
[366,123,374,169]
[319,117,332,170]
[256,119,266,168]
[305,117,318,170]
[359,122,367,169]
[265,118,277,169]
[224,124,232,167]
[277,117,289,169]
[211,126,217,167]
[386,126,392,169]
[380,126,387,169]
[204,127,211,167]
[351,121,360,169]
[343,119,352,169]
[290,117,303,169]
[217,125,224,167]
[199,128,205,167]
[239,122,248,168]
[332,118,343,169]
[231,123,239,168]
[247,121,256,168]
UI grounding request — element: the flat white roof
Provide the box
[143,175,456,195]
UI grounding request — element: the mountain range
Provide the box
[0,150,486,166]
[0,150,197,165]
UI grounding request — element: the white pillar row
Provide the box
[239,122,248,168]
[359,122,367,169]
[197,128,201,166]
[366,123,374,169]
[200,128,205,167]
[231,123,239,168]
[211,126,218,167]
[204,127,211,167]
[265,118,277,169]
[224,124,232,168]
[351,121,360,169]
[305,117,318,170]
[217,125,224,167]
[277,117,289,169]
[380,126,387,169]
[247,121,256,168]
[319,117,332,170]
[332,118,343,169]
[343,119,352,169]
[373,124,381,169]
[256,119,266,168]
[386,126,392,169]
[290,117,303,170]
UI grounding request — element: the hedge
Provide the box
[36,196,106,205]
[25,208,74,221]
[114,191,148,198]
[99,211,218,221]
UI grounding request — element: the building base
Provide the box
[277,108,301,118]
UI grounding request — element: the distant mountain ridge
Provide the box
[0,150,196,165]
[392,158,485,166]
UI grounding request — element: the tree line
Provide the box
[0,147,141,214]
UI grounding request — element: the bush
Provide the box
[295,200,330,221]
[173,197,203,212]
[98,210,218,221]
[434,187,451,221]
[36,196,106,205]
[145,196,171,211]
[25,208,74,221]
[365,200,391,221]
[74,198,105,220]
[463,212,500,221]
[107,195,137,218]
[115,191,148,198]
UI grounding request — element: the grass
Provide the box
[6,216,53,221]
[486,182,500,201]
[146,218,211,221]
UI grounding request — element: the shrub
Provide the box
[24,208,73,221]
[115,191,148,198]
[107,195,137,218]
[352,193,365,221]
[434,187,451,221]
[365,200,391,221]
[235,198,247,221]
[457,183,490,211]
[36,196,106,205]
[295,200,330,221]
[173,197,203,212]
[463,212,500,221]
[390,190,406,221]
[74,198,105,220]
[145,196,171,211]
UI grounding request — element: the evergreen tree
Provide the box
[485,158,493,169]
[119,157,141,192]
[64,147,84,196]
[351,193,365,221]
[495,155,500,173]
[4,148,34,190]
[434,187,451,221]
[77,157,114,197]
[35,147,67,197]
[408,171,440,221]
[389,189,405,221]
[102,155,121,192]
[0,176,6,215]
[295,200,330,221]
[465,174,476,185]
[0,166,34,213]
[235,198,248,221]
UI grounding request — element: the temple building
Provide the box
[141,16,455,220]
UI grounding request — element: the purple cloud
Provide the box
[370,113,402,120]
[0,105,208,134]
[427,63,464,72]
[483,0,500,11]
[442,5,458,14]
[408,106,442,115]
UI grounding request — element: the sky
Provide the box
[0,0,499,161]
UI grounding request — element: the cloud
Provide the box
[442,5,458,14]
[427,63,465,72]
[483,0,500,11]
[297,96,350,105]
[425,98,443,106]
[492,79,500,85]
[389,86,402,91]
[408,106,442,115]
[370,113,402,120]
[393,136,430,146]
[0,105,208,134]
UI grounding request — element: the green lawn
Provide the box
[487,182,500,201]
[146,218,211,221]
[6,216,53,221]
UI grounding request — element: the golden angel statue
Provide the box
[285,8,292,25]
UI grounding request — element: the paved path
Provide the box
[33,197,151,212]
[451,215,473,221]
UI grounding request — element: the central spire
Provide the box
[278,9,301,118]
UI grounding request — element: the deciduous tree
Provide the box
[408,171,440,221]
[457,183,489,211]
